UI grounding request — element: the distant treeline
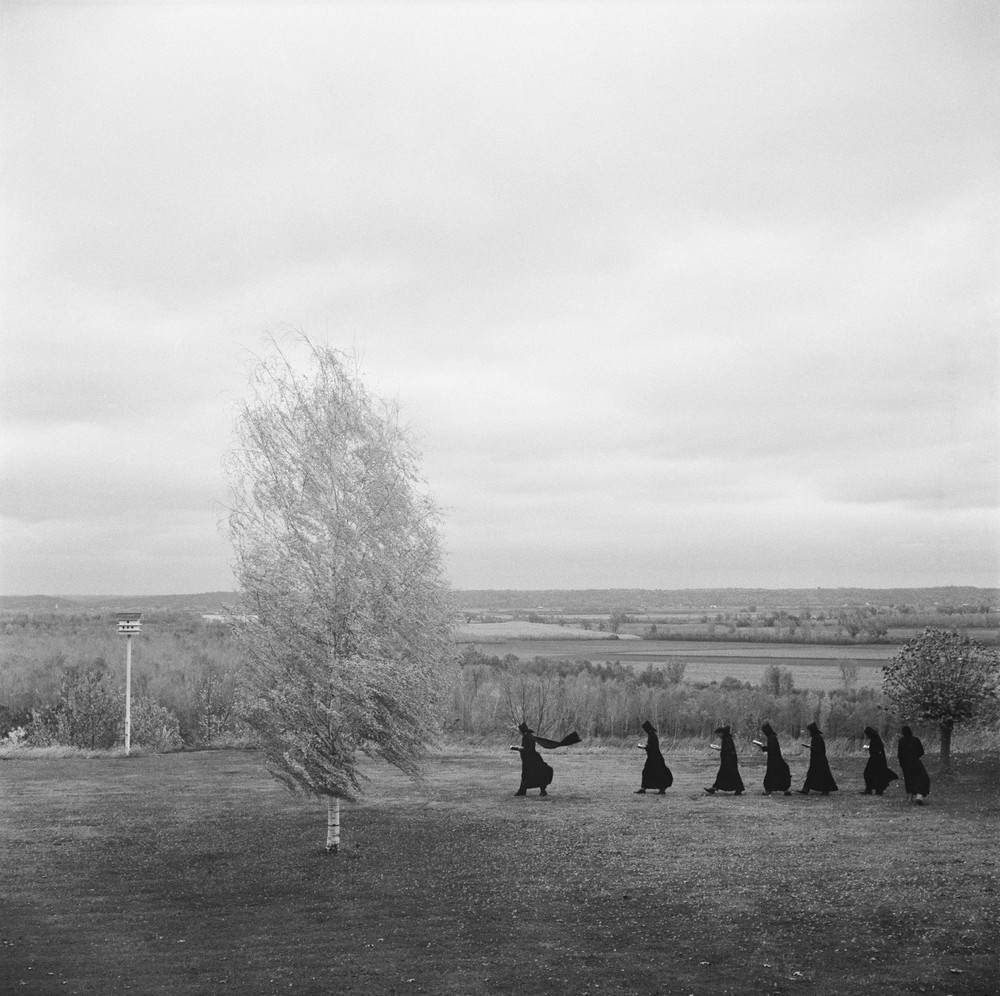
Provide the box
[0,593,235,615]
[4,609,998,751]
[635,611,1000,646]
[466,603,999,646]
[450,648,897,744]
[452,586,999,615]
[3,586,997,618]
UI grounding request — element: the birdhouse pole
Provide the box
[117,613,143,755]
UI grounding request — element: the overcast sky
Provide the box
[1,1,997,596]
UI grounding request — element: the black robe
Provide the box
[862,730,898,794]
[639,730,673,792]
[711,732,744,793]
[897,732,931,797]
[800,731,838,793]
[514,730,553,794]
[759,730,791,793]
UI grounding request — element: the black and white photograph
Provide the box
[1,2,997,994]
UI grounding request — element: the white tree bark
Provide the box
[325,796,340,854]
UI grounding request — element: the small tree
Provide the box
[192,653,237,745]
[839,661,860,692]
[882,627,1000,768]
[502,670,560,735]
[608,611,628,634]
[762,665,795,697]
[664,660,686,685]
[60,663,121,749]
[226,338,454,852]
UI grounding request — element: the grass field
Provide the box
[1,747,997,996]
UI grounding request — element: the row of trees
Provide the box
[462,605,998,644]
[640,624,892,644]
[9,624,996,765]
[451,650,887,743]
[9,629,996,765]
[640,611,997,645]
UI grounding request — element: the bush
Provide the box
[22,664,183,750]
[129,697,183,751]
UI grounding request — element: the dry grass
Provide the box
[0,744,143,761]
[1,746,996,995]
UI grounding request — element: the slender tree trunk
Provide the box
[939,719,953,770]
[325,796,341,854]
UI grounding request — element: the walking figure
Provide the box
[511,723,581,797]
[755,722,792,796]
[636,720,673,794]
[704,725,744,796]
[797,722,838,796]
[897,726,930,805]
[860,726,898,796]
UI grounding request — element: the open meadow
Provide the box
[1,746,996,996]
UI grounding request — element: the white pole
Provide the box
[326,797,340,853]
[125,634,132,756]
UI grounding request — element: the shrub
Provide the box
[22,663,182,751]
[129,697,183,751]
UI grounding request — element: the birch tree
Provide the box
[226,339,453,851]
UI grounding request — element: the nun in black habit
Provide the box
[636,720,673,794]
[797,722,838,795]
[511,723,581,796]
[704,725,744,795]
[860,726,898,796]
[897,725,930,804]
[755,722,792,795]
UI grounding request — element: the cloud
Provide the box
[1,1,997,593]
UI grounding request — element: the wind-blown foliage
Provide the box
[882,627,1000,766]
[226,339,453,803]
